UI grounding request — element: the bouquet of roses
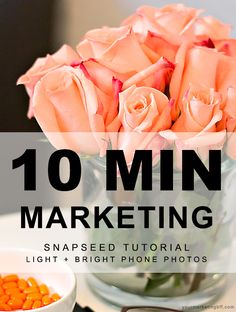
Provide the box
[17,3,236,163]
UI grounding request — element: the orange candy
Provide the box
[26,293,42,301]
[2,282,17,290]
[51,293,61,302]
[0,274,61,310]
[18,280,28,291]
[22,300,33,310]
[23,287,39,295]
[8,298,23,309]
[11,293,27,301]
[0,295,10,304]
[42,295,52,306]
[3,276,18,283]
[5,288,21,296]
[27,279,38,288]
[39,284,49,296]
[32,301,42,309]
[0,303,11,311]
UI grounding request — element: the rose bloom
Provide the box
[170,45,236,119]
[226,118,236,159]
[161,84,226,166]
[123,4,230,42]
[194,16,231,40]
[170,46,220,117]
[117,85,172,163]
[122,4,201,44]
[77,25,175,92]
[172,84,223,133]
[74,56,175,133]
[17,45,80,118]
[77,26,155,72]
[32,65,122,155]
[214,39,236,57]
[122,4,230,63]
[222,87,236,159]
[80,55,175,97]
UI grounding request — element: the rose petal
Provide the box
[123,57,175,90]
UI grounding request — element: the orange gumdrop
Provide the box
[32,300,42,309]
[0,303,12,311]
[24,287,39,294]
[0,278,3,286]
[26,293,42,301]
[0,295,10,304]
[18,279,28,291]
[2,282,17,290]
[5,288,21,296]
[39,284,49,296]
[3,275,18,283]
[27,278,38,288]
[51,293,61,302]
[42,295,53,306]
[0,287,4,295]
[10,293,27,301]
[22,299,33,310]
[8,298,23,309]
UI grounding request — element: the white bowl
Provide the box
[0,248,77,312]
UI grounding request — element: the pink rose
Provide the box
[194,16,231,40]
[123,5,230,43]
[117,85,172,163]
[161,84,225,166]
[143,31,179,63]
[172,85,223,133]
[170,46,220,119]
[122,4,201,45]
[81,56,175,97]
[216,54,236,102]
[170,46,236,119]
[226,118,236,159]
[71,57,175,149]
[122,56,175,93]
[32,65,121,155]
[214,39,236,56]
[223,87,236,159]
[77,26,152,73]
[17,45,80,118]
[224,87,236,121]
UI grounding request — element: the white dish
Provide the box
[0,248,77,312]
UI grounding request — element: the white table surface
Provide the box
[0,212,236,312]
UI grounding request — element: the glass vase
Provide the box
[81,156,236,310]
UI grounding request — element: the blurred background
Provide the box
[1,0,236,131]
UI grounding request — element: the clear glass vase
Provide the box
[81,156,236,310]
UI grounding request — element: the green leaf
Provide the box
[145,274,173,293]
